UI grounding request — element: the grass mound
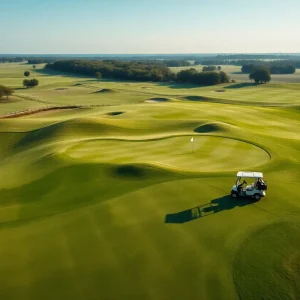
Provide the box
[194,122,228,133]
[13,122,65,150]
[95,88,116,93]
[106,111,124,116]
[184,96,208,101]
[111,164,147,179]
[0,163,178,223]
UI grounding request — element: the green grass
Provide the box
[0,63,300,300]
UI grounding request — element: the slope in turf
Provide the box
[0,178,260,300]
[0,162,181,223]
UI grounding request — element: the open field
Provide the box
[0,63,300,300]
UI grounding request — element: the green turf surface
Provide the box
[0,63,300,300]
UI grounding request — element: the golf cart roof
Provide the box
[237,171,263,178]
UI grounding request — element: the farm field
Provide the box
[0,63,300,300]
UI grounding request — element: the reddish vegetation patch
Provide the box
[0,106,81,119]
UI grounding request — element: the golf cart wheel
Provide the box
[231,191,238,198]
[254,194,261,201]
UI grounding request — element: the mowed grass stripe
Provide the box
[105,179,239,299]
[104,185,202,299]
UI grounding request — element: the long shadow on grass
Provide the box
[165,195,254,223]
[155,82,201,89]
[225,83,258,89]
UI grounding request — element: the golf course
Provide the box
[1,62,300,300]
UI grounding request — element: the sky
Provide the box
[1,0,300,54]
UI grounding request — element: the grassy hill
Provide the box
[0,63,300,300]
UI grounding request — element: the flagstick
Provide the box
[190,137,195,153]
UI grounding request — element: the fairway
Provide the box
[0,63,300,300]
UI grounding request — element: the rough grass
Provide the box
[0,63,300,300]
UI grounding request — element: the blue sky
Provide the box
[1,0,300,54]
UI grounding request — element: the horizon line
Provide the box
[1,52,300,56]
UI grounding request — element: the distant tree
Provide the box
[23,79,30,88]
[242,64,258,74]
[23,79,39,88]
[33,65,36,69]
[219,71,230,83]
[29,78,39,87]
[249,68,271,84]
[202,66,217,72]
[194,71,221,85]
[0,85,13,100]
[270,64,296,74]
[176,68,198,83]
[217,66,222,70]
[24,71,30,77]
[95,72,102,81]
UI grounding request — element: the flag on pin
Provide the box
[190,137,195,152]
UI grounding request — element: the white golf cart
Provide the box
[231,171,267,201]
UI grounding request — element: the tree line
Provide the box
[27,59,56,64]
[163,60,191,67]
[46,60,175,82]
[46,60,230,86]
[0,57,25,63]
[242,64,296,74]
[177,68,230,85]
[195,59,300,69]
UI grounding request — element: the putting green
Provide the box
[63,136,270,171]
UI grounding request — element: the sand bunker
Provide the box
[145,98,169,103]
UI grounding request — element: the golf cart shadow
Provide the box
[165,195,255,224]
